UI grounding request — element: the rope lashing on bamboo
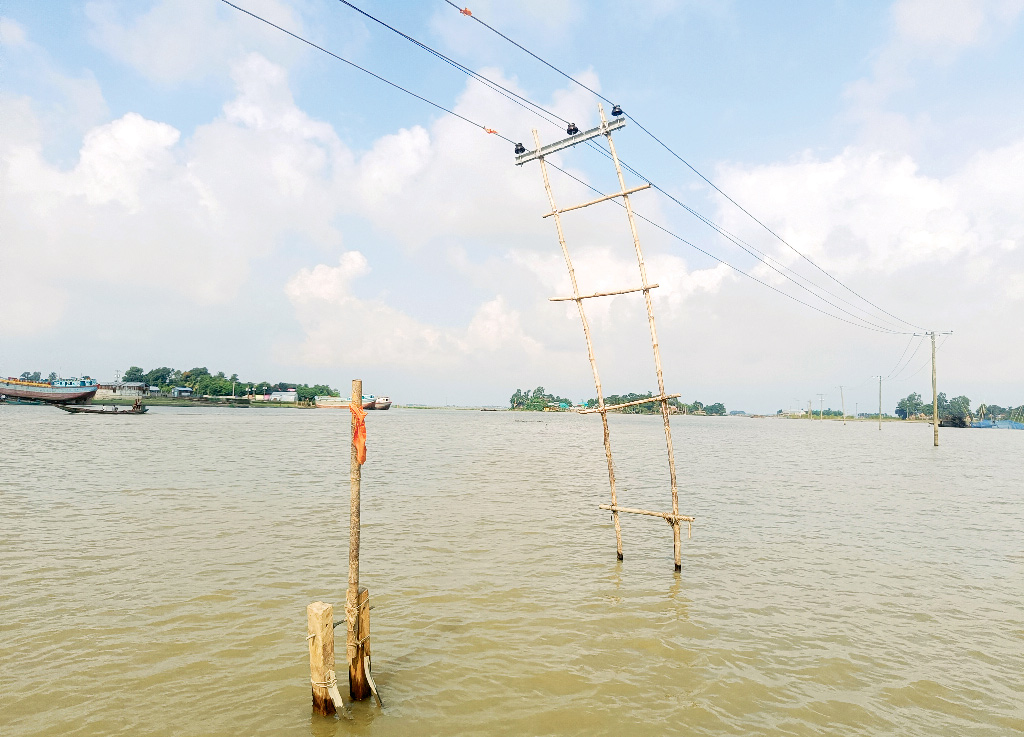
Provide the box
[663,516,693,539]
[311,671,339,689]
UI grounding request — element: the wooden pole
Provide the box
[307,601,343,715]
[534,129,623,561]
[931,332,939,447]
[599,103,682,572]
[347,379,370,700]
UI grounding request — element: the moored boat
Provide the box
[315,394,392,410]
[58,399,148,415]
[0,376,98,404]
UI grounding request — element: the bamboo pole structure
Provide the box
[522,108,694,571]
[598,103,683,572]
[347,379,370,700]
[534,129,623,561]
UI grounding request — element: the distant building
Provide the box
[267,390,298,402]
[148,386,161,396]
[171,387,193,398]
[95,381,147,399]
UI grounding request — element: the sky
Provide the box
[1,0,1022,413]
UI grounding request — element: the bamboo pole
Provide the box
[549,284,659,302]
[542,184,651,217]
[534,129,623,561]
[599,504,695,522]
[599,104,683,572]
[347,379,370,700]
[578,393,681,414]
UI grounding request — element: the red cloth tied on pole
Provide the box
[350,400,367,465]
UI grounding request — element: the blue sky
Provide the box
[2,0,1023,412]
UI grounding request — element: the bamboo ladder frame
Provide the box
[524,104,694,571]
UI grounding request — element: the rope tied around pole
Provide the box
[663,516,693,539]
[311,671,339,689]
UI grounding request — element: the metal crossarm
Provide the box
[519,103,693,572]
[515,116,626,165]
[549,284,659,302]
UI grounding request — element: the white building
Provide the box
[95,381,147,399]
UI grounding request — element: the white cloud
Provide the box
[0,52,351,333]
[283,252,542,368]
[84,0,307,84]
[0,16,28,47]
[712,141,1024,284]
[844,0,1024,147]
[891,0,1024,51]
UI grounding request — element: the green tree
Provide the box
[144,367,173,387]
[47,372,57,381]
[895,392,924,419]
[123,366,145,382]
[705,402,727,416]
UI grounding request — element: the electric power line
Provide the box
[326,0,911,334]
[219,0,515,143]
[441,0,926,333]
[222,0,913,337]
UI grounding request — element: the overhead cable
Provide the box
[222,0,911,335]
[544,162,909,335]
[219,0,513,142]
[442,1,925,333]
[327,1,906,333]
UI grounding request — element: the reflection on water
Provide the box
[1,406,1022,736]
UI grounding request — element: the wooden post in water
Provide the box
[347,379,371,701]
[931,332,939,447]
[307,601,343,715]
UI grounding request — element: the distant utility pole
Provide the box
[916,330,953,447]
[839,386,846,425]
[816,393,826,420]
[877,376,883,430]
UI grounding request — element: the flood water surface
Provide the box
[1,407,1021,736]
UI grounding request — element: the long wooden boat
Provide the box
[57,402,148,415]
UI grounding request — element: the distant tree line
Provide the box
[17,371,58,382]
[121,365,337,402]
[895,391,1022,421]
[509,386,574,410]
[508,386,729,414]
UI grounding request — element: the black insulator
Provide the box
[611,104,623,117]
[566,122,579,135]
[514,142,526,155]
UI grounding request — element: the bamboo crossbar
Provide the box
[542,184,651,218]
[599,504,695,523]
[549,284,659,302]
[579,393,681,414]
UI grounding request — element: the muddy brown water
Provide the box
[1,406,1021,736]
